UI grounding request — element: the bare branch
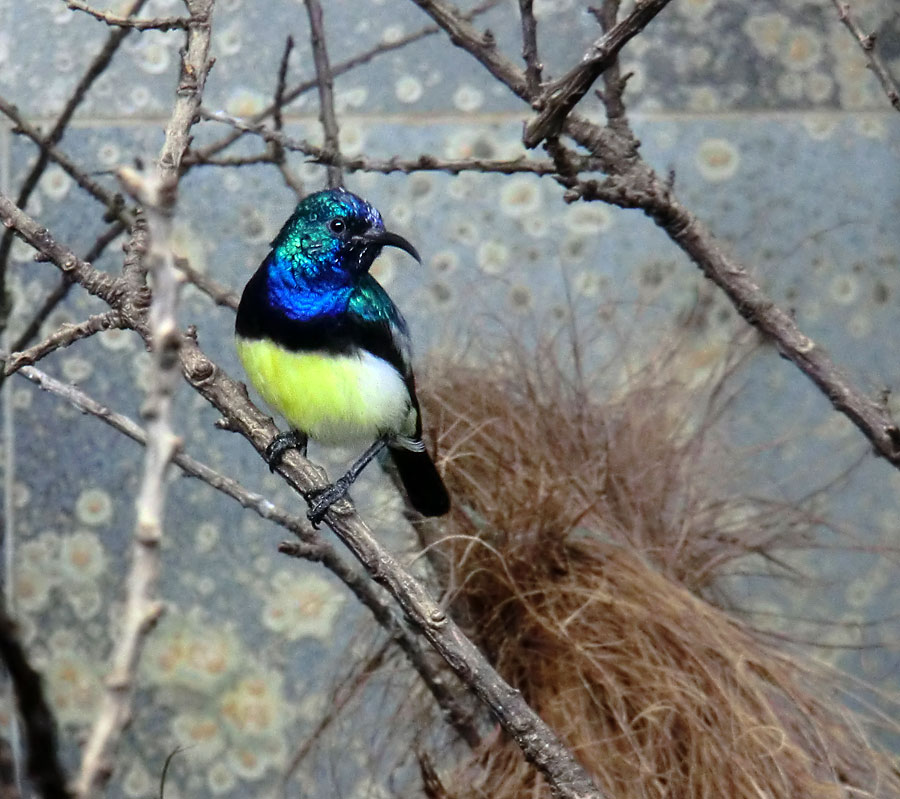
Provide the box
[409,0,900,478]
[523,0,673,147]
[408,0,530,99]
[564,172,900,467]
[303,0,343,188]
[196,110,585,175]
[517,0,542,96]
[74,1,215,792]
[0,193,125,306]
[63,0,196,31]
[831,0,900,112]
[176,258,239,310]
[591,0,632,132]
[0,96,132,223]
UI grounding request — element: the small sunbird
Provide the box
[235,187,450,524]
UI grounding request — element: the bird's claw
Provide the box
[306,477,351,527]
[265,430,307,472]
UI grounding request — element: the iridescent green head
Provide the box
[271,187,420,282]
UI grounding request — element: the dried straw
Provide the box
[404,337,900,799]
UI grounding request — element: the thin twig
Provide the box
[0,96,131,223]
[303,0,343,188]
[517,0,542,96]
[176,258,239,310]
[591,0,632,133]
[0,607,69,799]
[64,0,195,31]
[195,110,585,175]
[831,0,900,112]
[4,310,123,375]
[270,35,305,198]
[281,637,393,783]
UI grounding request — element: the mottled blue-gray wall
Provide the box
[0,0,898,796]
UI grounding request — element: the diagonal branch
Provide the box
[178,336,608,799]
[408,0,900,474]
[0,194,125,306]
[303,0,343,188]
[0,97,133,224]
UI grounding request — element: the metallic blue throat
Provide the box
[266,251,354,321]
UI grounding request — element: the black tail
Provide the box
[389,446,451,517]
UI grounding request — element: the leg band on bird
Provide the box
[307,436,389,526]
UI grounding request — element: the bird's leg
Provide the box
[307,437,388,526]
[265,429,308,472]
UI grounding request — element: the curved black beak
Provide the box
[357,228,421,264]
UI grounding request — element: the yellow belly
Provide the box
[236,336,415,444]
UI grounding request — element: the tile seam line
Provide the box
[3,108,898,130]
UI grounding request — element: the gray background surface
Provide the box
[1,0,899,796]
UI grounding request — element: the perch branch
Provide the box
[177,335,608,799]
[14,360,483,751]
[2,179,603,798]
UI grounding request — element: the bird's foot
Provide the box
[306,477,351,527]
[265,430,308,472]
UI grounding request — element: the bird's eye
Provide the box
[329,218,346,233]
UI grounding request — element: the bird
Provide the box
[235,187,450,525]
